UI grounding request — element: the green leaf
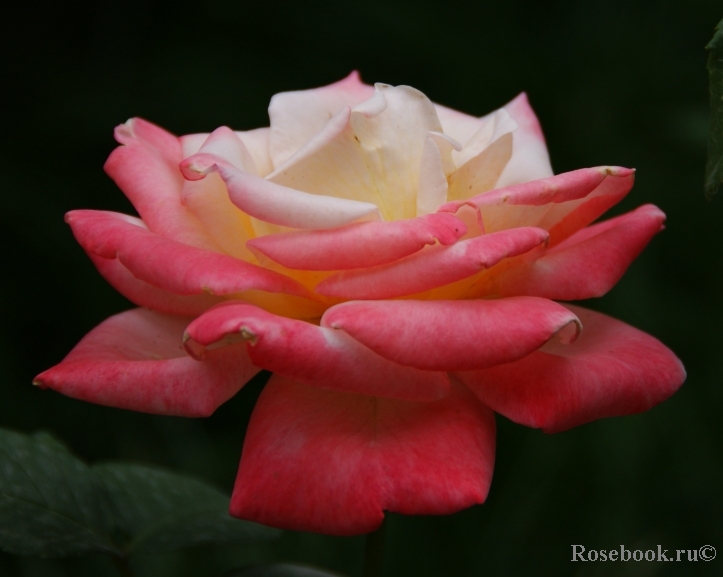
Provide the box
[0,428,280,559]
[227,564,349,577]
[93,462,281,555]
[0,429,119,557]
[706,18,723,197]
[31,430,72,454]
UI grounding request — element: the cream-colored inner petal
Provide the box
[447,109,517,202]
[417,132,461,216]
[266,84,446,222]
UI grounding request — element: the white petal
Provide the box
[417,132,461,216]
[435,103,486,145]
[494,93,554,188]
[447,109,517,201]
[236,128,274,177]
[219,165,381,230]
[268,71,375,168]
[267,84,445,221]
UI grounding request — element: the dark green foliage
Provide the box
[95,463,279,555]
[227,564,347,577]
[0,429,279,560]
[0,429,117,557]
[706,18,723,197]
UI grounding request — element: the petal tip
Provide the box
[557,317,583,345]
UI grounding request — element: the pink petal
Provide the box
[183,301,450,401]
[456,304,686,433]
[316,227,549,299]
[494,93,554,188]
[105,118,217,250]
[90,254,223,316]
[217,164,380,230]
[67,210,314,299]
[230,375,495,535]
[438,166,635,245]
[322,297,580,371]
[33,309,259,417]
[268,71,375,168]
[493,204,666,300]
[247,212,467,271]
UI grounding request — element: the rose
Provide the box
[35,72,685,536]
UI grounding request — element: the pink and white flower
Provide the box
[35,72,685,535]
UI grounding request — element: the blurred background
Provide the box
[1,0,722,575]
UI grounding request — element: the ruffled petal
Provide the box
[230,375,495,535]
[316,227,549,299]
[321,297,580,371]
[105,118,216,249]
[183,302,450,401]
[492,204,666,300]
[438,166,635,245]
[494,93,554,188]
[66,210,314,299]
[268,71,375,168]
[33,309,258,417]
[247,212,467,271]
[456,304,686,433]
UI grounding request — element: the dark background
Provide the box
[2,0,722,575]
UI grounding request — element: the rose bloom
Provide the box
[35,73,685,536]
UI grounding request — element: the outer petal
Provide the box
[494,93,554,188]
[316,227,549,299]
[105,118,217,250]
[89,254,223,317]
[231,375,495,535]
[67,210,313,299]
[322,297,580,371]
[438,166,635,245]
[456,304,686,433]
[492,204,666,300]
[33,309,259,417]
[269,71,375,167]
[183,302,450,401]
[247,213,467,271]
